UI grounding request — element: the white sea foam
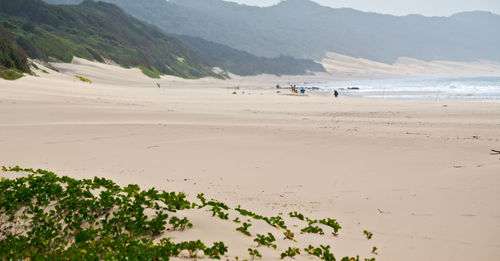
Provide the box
[299,77,500,102]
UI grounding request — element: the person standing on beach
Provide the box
[334,90,339,98]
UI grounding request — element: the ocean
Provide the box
[298,76,500,102]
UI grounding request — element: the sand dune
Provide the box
[321,52,500,78]
[1,59,499,260]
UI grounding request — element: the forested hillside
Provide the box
[0,0,220,79]
[40,0,325,76]
[0,24,29,80]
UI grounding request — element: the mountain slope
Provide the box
[0,0,219,79]
[48,0,500,64]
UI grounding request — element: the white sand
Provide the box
[1,58,499,260]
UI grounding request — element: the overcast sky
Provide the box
[226,0,500,16]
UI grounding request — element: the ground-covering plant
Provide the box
[169,216,193,231]
[281,247,301,259]
[205,241,229,259]
[236,222,252,236]
[174,240,227,259]
[0,166,377,260]
[253,233,277,249]
[289,211,305,221]
[304,245,336,261]
[319,218,342,236]
[267,215,287,229]
[210,205,229,220]
[283,229,295,241]
[290,212,341,236]
[197,193,230,220]
[235,206,287,229]
[363,230,374,240]
[0,166,225,260]
[248,248,262,260]
[301,224,325,235]
[300,215,325,235]
[304,245,363,261]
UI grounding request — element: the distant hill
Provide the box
[46,0,500,64]
[0,0,220,79]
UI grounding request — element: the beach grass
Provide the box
[138,65,161,79]
[74,75,91,83]
[0,69,24,80]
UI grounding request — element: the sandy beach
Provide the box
[1,59,499,260]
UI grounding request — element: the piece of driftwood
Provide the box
[491,149,500,155]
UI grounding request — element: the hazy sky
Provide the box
[226,0,500,16]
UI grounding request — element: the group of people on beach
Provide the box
[277,83,339,97]
[277,84,300,93]
[277,84,299,93]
